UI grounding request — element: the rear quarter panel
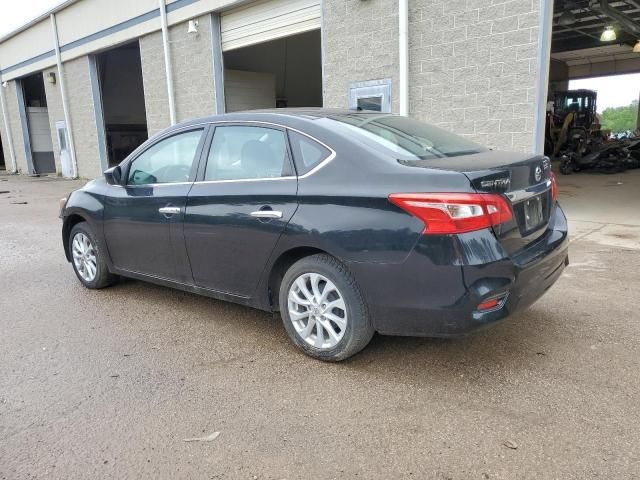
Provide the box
[255,130,476,313]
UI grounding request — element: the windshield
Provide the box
[323,114,486,160]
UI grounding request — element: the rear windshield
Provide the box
[322,114,486,160]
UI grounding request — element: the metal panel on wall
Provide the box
[220,0,320,51]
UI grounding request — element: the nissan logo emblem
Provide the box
[534,166,542,182]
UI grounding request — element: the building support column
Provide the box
[210,13,225,115]
[0,83,18,173]
[51,13,78,178]
[159,0,177,125]
[533,0,554,155]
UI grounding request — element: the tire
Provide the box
[279,254,375,361]
[69,222,117,289]
[560,159,573,175]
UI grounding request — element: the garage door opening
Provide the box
[95,42,148,166]
[21,72,55,174]
[222,29,322,112]
[544,0,640,175]
[569,73,640,136]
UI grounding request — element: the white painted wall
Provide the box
[224,69,276,112]
[0,0,242,82]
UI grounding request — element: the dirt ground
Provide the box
[0,171,639,479]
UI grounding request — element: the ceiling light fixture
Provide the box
[600,26,616,42]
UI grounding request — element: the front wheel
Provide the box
[279,254,375,361]
[69,222,117,289]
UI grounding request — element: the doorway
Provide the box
[222,29,322,111]
[94,42,148,167]
[21,72,55,174]
[0,134,5,170]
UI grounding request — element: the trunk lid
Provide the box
[399,151,553,255]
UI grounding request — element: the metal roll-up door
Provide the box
[220,0,321,51]
[27,107,56,174]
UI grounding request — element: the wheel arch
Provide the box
[267,246,331,311]
[62,213,90,262]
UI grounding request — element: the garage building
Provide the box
[0,0,638,178]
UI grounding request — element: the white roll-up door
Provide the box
[221,0,321,51]
[27,107,53,152]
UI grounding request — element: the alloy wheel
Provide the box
[287,272,348,349]
[72,232,97,283]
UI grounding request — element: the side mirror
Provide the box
[104,165,122,185]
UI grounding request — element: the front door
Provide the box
[184,124,298,297]
[103,127,207,282]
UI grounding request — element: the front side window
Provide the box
[127,129,203,185]
[204,126,289,181]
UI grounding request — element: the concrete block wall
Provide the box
[42,67,65,174]
[2,81,29,173]
[140,14,216,137]
[322,0,400,113]
[64,57,102,179]
[140,31,171,137]
[323,0,541,153]
[410,0,540,152]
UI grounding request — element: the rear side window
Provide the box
[288,131,331,175]
[204,126,289,181]
[322,114,486,160]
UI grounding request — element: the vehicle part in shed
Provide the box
[560,138,640,174]
[546,89,599,159]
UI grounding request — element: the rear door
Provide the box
[183,123,298,297]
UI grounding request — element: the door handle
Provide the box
[250,210,283,219]
[159,206,181,215]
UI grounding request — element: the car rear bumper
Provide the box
[347,203,569,337]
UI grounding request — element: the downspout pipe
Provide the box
[399,0,409,116]
[159,0,177,125]
[51,13,78,178]
[533,0,554,155]
[0,83,18,173]
[595,0,640,36]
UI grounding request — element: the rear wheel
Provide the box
[279,254,374,361]
[69,222,117,289]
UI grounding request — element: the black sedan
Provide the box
[60,110,569,361]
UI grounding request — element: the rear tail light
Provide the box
[388,193,513,234]
[549,171,558,202]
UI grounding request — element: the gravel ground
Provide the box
[0,172,639,479]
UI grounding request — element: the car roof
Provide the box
[167,108,393,131]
